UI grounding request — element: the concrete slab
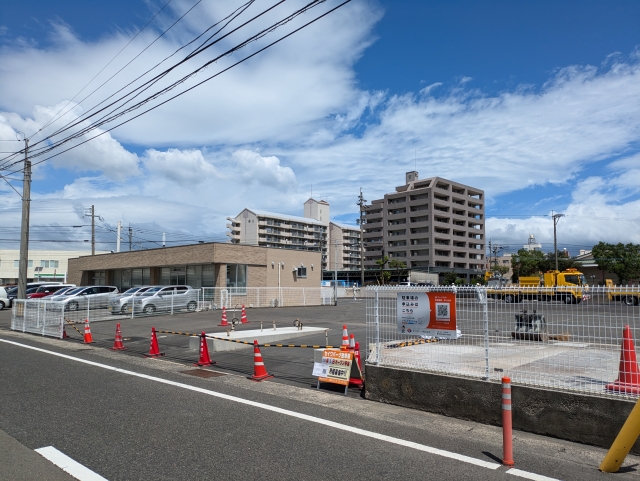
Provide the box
[189,326,329,352]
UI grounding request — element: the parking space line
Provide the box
[5,338,502,471]
[35,446,108,481]
[506,468,561,480]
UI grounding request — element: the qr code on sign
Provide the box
[435,302,450,320]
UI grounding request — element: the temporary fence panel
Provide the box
[365,285,640,399]
[11,299,65,338]
[195,287,336,309]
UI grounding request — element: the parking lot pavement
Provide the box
[0,299,367,393]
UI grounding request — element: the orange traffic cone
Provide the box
[111,323,126,351]
[240,304,249,324]
[195,332,216,366]
[218,306,229,327]
[145,327,164,358]
[62,325,69,339]
[606,325,640,395]
[349,333,356,351]
[340,325,349,351]
[83,319,94,344]
[349,341,364,388]
[249,340,273,381]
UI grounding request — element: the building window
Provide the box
[296,267,307,278]
[227,264,247,293]
[14,260,33,268]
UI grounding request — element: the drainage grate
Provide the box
[180,370,227,378]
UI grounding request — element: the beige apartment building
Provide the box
[328,221,361,271]
[362,172,485,281]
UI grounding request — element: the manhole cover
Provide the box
[180,370,227,378]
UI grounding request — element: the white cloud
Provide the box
[143,148,218,185]
[233,150,296,191]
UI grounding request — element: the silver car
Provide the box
[50,286,119,311]
[131,285,199,315]
[108,286,156,314]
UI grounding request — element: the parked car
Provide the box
[49,286,119,310]
[131,285,199,315]
[6,286,40,307]
[27,284,76,299]
[0,287,10,310]
[108,286,156,314]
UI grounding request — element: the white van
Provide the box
[0,286,10,310]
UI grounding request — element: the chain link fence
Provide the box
[11,300,65,338]
[365,285,640,398]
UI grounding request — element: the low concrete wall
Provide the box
[365,365,640,453]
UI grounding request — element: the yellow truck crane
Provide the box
[488,268,587,304]
[605,279,640,306]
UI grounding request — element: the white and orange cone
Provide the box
[83,319,94,344]
[249,340,273,381]
[218,306,229,327]
[240,304,249,324]
[111,323,126,350]
[349,333,355,351]
[340,325,349,351]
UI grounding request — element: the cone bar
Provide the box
[240,304,249,324]
[218,306,229,327]
[195,332,216,366]
[145,327,165,357]
[111,323,126,350]
[83,319,94,344]
[606,325,640,395]
[249,340,273,381]
[340,325,349,351]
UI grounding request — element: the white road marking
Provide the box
[506,468,561,480]
[4,339,502,470]
[35,446,108,481]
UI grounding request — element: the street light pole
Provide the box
[358,189,366,288]
[552,212,564,271]
[17,136,31,300]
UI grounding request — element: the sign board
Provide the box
[315,349,353,386]
[397,291,457,339]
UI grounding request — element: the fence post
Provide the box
[87,296,90,323]
[375,289,381,365]
[171,289,174,315]
[477,286,490,380]
[42,302,47,336]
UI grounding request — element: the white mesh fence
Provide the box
[198,287,335,309]
[365,285,640,399]
[12,300,65,338]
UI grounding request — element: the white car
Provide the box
[50,286,119,311]
[0,287,10,310]
[131,285,199,315]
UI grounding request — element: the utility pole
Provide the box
[357,188,366,288]
[128,225,133,251]
[334,239,338,306]
[116,221,121,252]
[91,205,95,255]
[17,137,31,300]
[552,212,564,271]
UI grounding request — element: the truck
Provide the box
[484,271,508,288]
[487,268,587,304]
[605,279,640,306]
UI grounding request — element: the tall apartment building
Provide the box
[227,199,360,272]
[361,172,485,280]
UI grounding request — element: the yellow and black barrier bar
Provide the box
[154,330,338,349]
[386,338,439,349]
[64,318,84,336]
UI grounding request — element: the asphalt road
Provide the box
[0,302,640,480]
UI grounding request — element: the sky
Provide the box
[1,0,640,255]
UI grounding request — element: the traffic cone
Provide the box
[606,325,640,395]
[83,319,94,344]
[111,323,126,351]
[349,341,364,388]
[340,325,349,351]
[240,304,249,324]
[194,332,216,366]
[145,327,164,358]
[62,325,69,339]
[249,340,273,381]
[218,307,229,327]
[349,333,356,351]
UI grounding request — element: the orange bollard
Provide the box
[145,327,164,358]
[111,323,126,350]
[249,340,273,381]
[502,377,514,467]
[195,332,216,366]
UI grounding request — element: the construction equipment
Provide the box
[605,279,640,306]
[488,268,587,304]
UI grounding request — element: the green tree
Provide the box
[443,271,458,285]
[454,277,465,286]
[511,249,545,282]
[492,265,510,277]
[375,255,389,285]
[388,259,407,283]
[592,242,640,285]
[471,276,486,285]
[540,251,580,272]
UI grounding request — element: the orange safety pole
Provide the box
[502,376,514,466]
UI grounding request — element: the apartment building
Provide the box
[0,249,105,284]
[227,206,329,269]
[361,171,485,281]
[328,221,362,271]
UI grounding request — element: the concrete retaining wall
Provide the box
[365,365,640,453]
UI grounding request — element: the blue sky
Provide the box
[1,0,640,253]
